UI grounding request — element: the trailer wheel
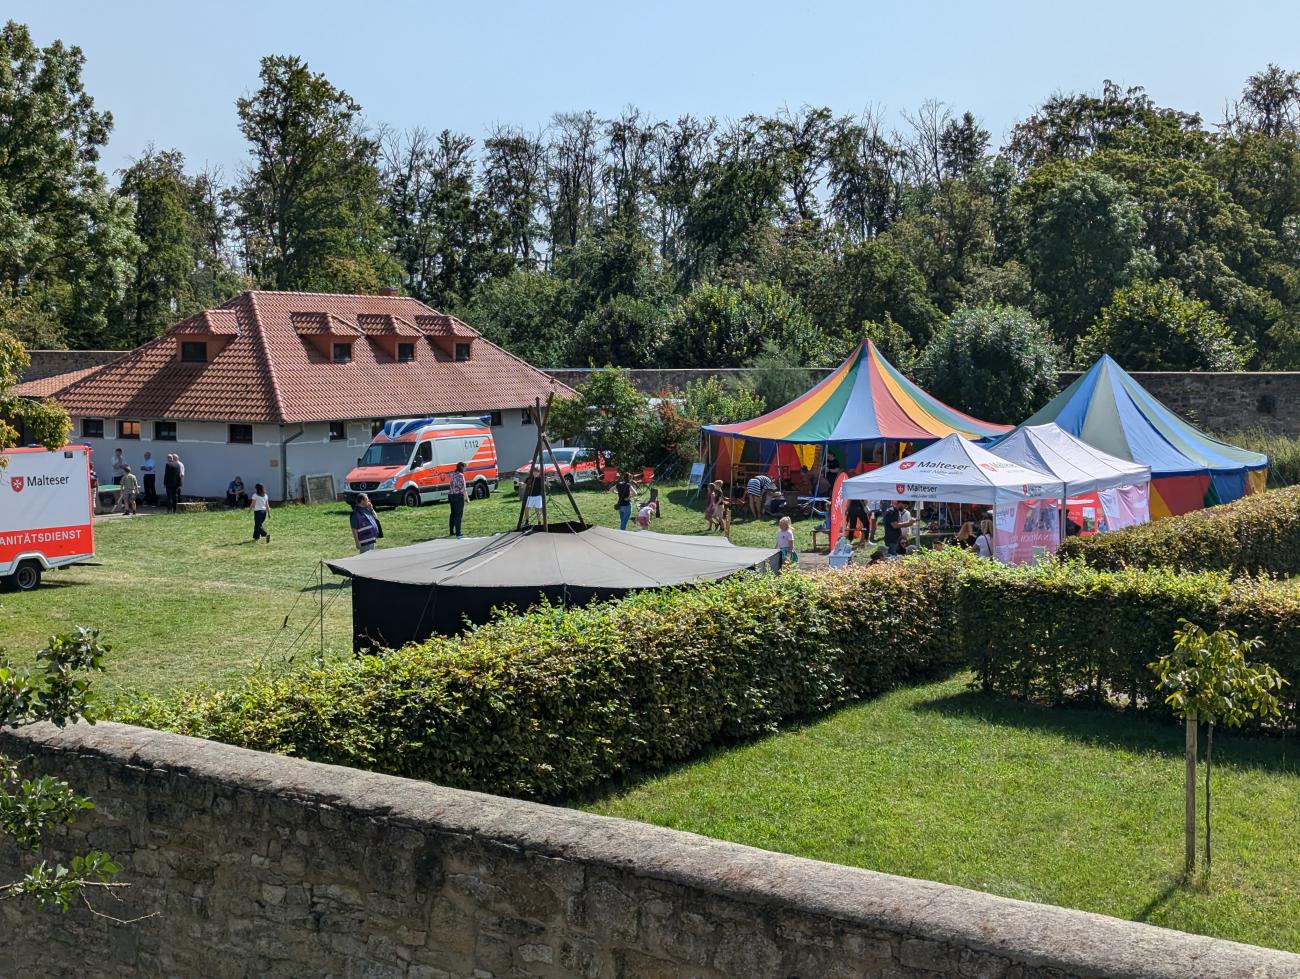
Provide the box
[12,561,42,592]
[471,480,490,500]
[402,487,421,508]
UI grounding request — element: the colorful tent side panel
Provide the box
[1150,475,1211,519]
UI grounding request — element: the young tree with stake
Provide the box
[1150,621,1286,876]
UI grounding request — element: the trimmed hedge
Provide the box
[117,552,1300,800]
[1057,485,1300,576]
[118,562,964,800]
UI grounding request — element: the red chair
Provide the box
[641,467,655,484]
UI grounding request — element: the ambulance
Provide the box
[1,445,96,592]
[343,418,499,507]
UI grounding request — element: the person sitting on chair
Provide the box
[226,476,250,509]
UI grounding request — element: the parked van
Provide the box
[344,418,498,507]
[1,445,96,591]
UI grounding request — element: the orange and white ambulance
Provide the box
[1,445,96,592]
[343,418,499,508]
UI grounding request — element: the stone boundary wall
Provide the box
[2,722,1297,978]
[547,368,1300,435]
[20,349,124,382]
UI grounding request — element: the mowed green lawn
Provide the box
[0,482,791,696]
[585,674,1300,952]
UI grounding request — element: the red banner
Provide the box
[0,523,93,565]
[828,472,848,550]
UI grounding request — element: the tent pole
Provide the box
[517,397,546,532]
[540,395,584,526]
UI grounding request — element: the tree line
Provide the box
[5,19,1300,397]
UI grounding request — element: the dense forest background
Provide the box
[6,19,1300,391]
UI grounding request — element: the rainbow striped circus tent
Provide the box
[1022,355,1268,517]
[702,339,1011,485]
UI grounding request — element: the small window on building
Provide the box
[117,420,141,440]
[154,421,177,441]
[454,342,471,362]
[332,342,353,363]
[329,421,346,441]
[81,418,104,439]
[180,341,207,363]
[371,419,386,436]
[488,410,503,427]
[229,424,253,444]
[397,342,416,363]
[521,408,533,426]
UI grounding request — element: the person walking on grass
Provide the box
[140,451,157,506]
[448,461,467,539]
[250,483,270,543]
[350,493,382,553]
[612,471,635,530]
[776,515,797,565]
[117,466,138,516]
[162,454,182,513]
[111,447,126,483]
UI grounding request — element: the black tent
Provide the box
[325,523,781,649]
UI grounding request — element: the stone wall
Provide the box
[20,349,124,382]
[549,367,1300,435]
[2,722,1297,978]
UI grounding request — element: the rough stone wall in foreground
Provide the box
[2,723,1298,978]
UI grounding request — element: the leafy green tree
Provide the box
[679,152,784,280]
[568,294,664,368]
[862,315,918,373]
[1151,622,1285,874]
[660,280,824,369]
[114,148,242,347]
[917,304,1060,423]
[1077,280,1244,371]
[0,21,140,348]
[833,240,945,348]
[232,55,398,292]
[458,270,573,366]
[548,367,651,470]
[1,329,70,450]
[679,376,766,426]
[1016,162,1152,342]
[746,340,813,411]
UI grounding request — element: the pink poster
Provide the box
[995,499,1062,565]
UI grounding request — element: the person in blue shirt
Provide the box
[349,494,382,553]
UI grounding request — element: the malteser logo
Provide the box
[898,461,916,470]
[9,476,22,493]
[895,483,906,494]
[7,474,70,493]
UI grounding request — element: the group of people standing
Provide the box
[101,448,187,514]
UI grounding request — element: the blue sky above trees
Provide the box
[12,0,1300,176]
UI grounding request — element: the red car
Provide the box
[513,447,602,493]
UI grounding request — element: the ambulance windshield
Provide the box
[359,442,413,468]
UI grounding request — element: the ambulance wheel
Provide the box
[402,488,421,508]
[12,561,42,592]
[471,481,490,500]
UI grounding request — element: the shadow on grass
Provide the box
[564,667,966,808]
[912,688,1300,776]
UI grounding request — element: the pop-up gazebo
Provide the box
[841,434,1065,564]
[701,340,1011,490]
[990,423,1152,533]
[1023,355,1267,517]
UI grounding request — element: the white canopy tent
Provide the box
[989,423,1151,495]
[989,423,1151,532]
[841,434,1066,564]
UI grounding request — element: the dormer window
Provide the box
[332,342,353,363]
[454,342,471,362]
[181,341,207,363]
[398,342,416,363]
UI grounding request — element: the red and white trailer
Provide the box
[1,445,95,591]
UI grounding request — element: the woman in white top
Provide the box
[250,482,270,543]
[974,518,994,558]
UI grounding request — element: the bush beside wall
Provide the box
[1058,485,1300,575]
[118,550,1300,800]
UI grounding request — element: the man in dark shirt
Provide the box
[613,472,635,530]
[882,500,917,555]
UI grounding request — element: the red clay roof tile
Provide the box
[47,291,572,424]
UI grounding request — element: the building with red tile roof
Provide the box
[17,291,572,501]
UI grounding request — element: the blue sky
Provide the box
[10,1,1300,176]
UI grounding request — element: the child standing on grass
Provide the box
[776,515,797,564]
[250,483,270,543]
[704,480,724,532]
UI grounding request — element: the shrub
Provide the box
[117,562,965,801]
[1076,279,1244,371]
[1057,486,1300,576]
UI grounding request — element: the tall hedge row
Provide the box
[119,562,964,800]
[118,551,1300,801]
[1057,485,1300,575]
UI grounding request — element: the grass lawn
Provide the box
[0,482,798,697]
[584,673,1300,952]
